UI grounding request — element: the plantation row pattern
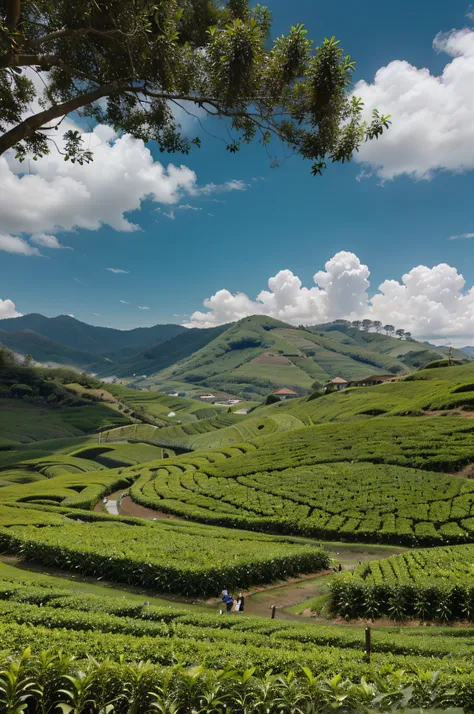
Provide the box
[130,454,474,546]
[331,544,474,621]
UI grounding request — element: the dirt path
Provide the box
[120,495,177,520]
[95,490,178,520]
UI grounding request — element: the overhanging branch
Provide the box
[0,81,122,156]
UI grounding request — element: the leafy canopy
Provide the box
[0,0,390,171]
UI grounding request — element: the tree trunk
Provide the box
[5,0,21,29]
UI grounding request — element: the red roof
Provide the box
[273,388,298,395]
[327,377,348,384]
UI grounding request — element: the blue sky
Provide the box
[1,0,474,343]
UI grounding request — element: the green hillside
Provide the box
[106,324,230,377]
[145,316,470,399]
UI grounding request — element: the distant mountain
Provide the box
[1,313,470,398]
[0,314,187,372]
[0,328,112,371]
[0,314,186,354]
[461,346,474,358]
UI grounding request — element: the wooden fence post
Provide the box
[365,626,371,662]
[271,605,276,620]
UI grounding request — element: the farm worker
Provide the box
[221,589,234,613]
[236,593,245,612]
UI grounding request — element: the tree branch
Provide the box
[0,81,122,156]
[28,26,142,48]
[0,53,101,84]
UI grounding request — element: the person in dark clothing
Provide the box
[237,593,245,612]
[221,589,234,613]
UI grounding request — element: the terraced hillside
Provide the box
[145,316,469,399]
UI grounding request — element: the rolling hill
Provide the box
[1,313,469,398]
[143,316,469,399]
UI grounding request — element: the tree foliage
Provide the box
[0,0,390,171]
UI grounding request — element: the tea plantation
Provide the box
[331,544,474,621]
[3,357,474,710]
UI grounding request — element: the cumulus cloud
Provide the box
[0,297,22,319]
[138,305,150,310]
[1,116,248,240]
[185,250,474,343]
[354,27,474,180]
[449,232,474,240]
[0,234,41,256]
[30,233,71,249]
[107,268,129,274]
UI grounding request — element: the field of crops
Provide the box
[212,416,474,473]
[106,384,224,424]
[331,544,474,621]
[0,469,132,508]
[129,456,474,545]
[0,505,328,595]
[2,563,474,677]
[0,398,130,445]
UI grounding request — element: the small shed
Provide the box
[272,388,298,399]
[326,377,348,393]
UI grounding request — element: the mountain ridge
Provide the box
[0,313,470,399]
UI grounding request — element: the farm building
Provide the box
[272,388,298,399]
[325,377,348,393]
[349,374,395,387]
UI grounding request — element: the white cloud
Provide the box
[73,278,84,283]
[107,268,129,274]
[0,69,248,247]
[93,313,102,317]
[354,27,474,180]
[0,234,41,256]
[30,233,71,249]
[1,127,200,235]
[177,204,201,211]
[120,300,129,304]
[198,179,249,195]
[1,117,249,242]
[66,314,75,318]
[466,5,474,21]
[162,210,175,220]
[185,250,474,343]
[138,306,150,310]
[449,232,474,240]
[0,297,22,319]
